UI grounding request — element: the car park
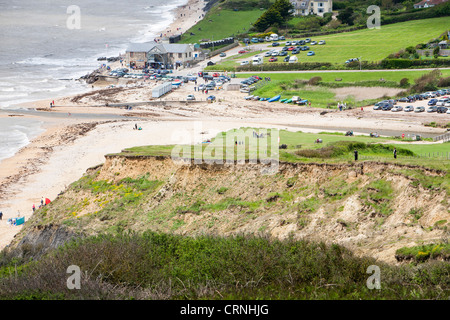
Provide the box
[437,106,448,113]
[415,106,425,112]
[404,105,414,112]
[391,106,403,112]
[427,106,437,112]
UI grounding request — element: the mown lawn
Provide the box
[260,17,450,64]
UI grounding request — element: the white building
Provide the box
[291,0,333,17]
[125,42,195,69]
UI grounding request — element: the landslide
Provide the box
[7,155,449,264]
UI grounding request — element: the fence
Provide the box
[433,131,450,142]
[360,152,450,161]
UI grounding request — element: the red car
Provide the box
[238,50,248,54]
[212,72,220,77]
[268,57,277,62]
[287,47,295,51]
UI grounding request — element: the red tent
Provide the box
[45,198,51,205]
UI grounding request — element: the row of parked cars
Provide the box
[240,75,262,93]
[373,88,450,114]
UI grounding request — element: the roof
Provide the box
[414,0,448,6]
[126,42,191,54]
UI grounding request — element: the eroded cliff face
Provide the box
[7,155,449,264]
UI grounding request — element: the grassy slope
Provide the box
[179,9,264,44]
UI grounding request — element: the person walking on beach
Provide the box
[32,204,35,212]
[0,211,3,220]
[354,149,358,161]
[393,148,397,159]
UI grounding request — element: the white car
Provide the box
[391,106,403,112]
[436,98,449,106]
[240,60,249,65]
[447,108,450,114]
[318,40,326,45]
[186,94,195,101]
[404,105,414,112]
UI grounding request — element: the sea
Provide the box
[0,0,187,162]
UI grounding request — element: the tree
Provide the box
[338,7,355,26]
[252,0,293,32]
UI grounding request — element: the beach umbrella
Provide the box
[45,198,51,205]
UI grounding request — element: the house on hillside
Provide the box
[413,0,448,9]
[290,0,333,17]
[125,42,195,69]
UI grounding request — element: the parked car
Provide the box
[268,57,278,62]
[345,58,359,64]
[240,60,249,65]
[398,97,408,103]
[414,106,425,112]
[318,40,326,45]
[305,38,311,43]
[238,50,248,54]
[279,36,285,40]
[207,95,216,101]
[307,51,315,56]
[292,48,300,54]
[219,52,226,57]
[437,106,448,113]
[301,46,309,51]
[436,98,449,106]
[403,105,414,112]
[310,41,317,45]
[285,41,291,46]
[427,99,438,106]
[272,42,280,47]
[279,51,288,56]
[391,106,403,112]
[382,104,393,111]
[283,55,290,62]
[264,51,272,57]
[373,104,383,110]
[186,94,195,101]
[426,106,437,112]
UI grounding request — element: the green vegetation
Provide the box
[0,232,448,299]
[396,243,450,262]
[179,8,264,44]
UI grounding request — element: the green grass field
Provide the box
[179,9,264,44]
[237,69,450,83]
[265,17,450,64]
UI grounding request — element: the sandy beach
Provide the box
[1,0,449,250]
